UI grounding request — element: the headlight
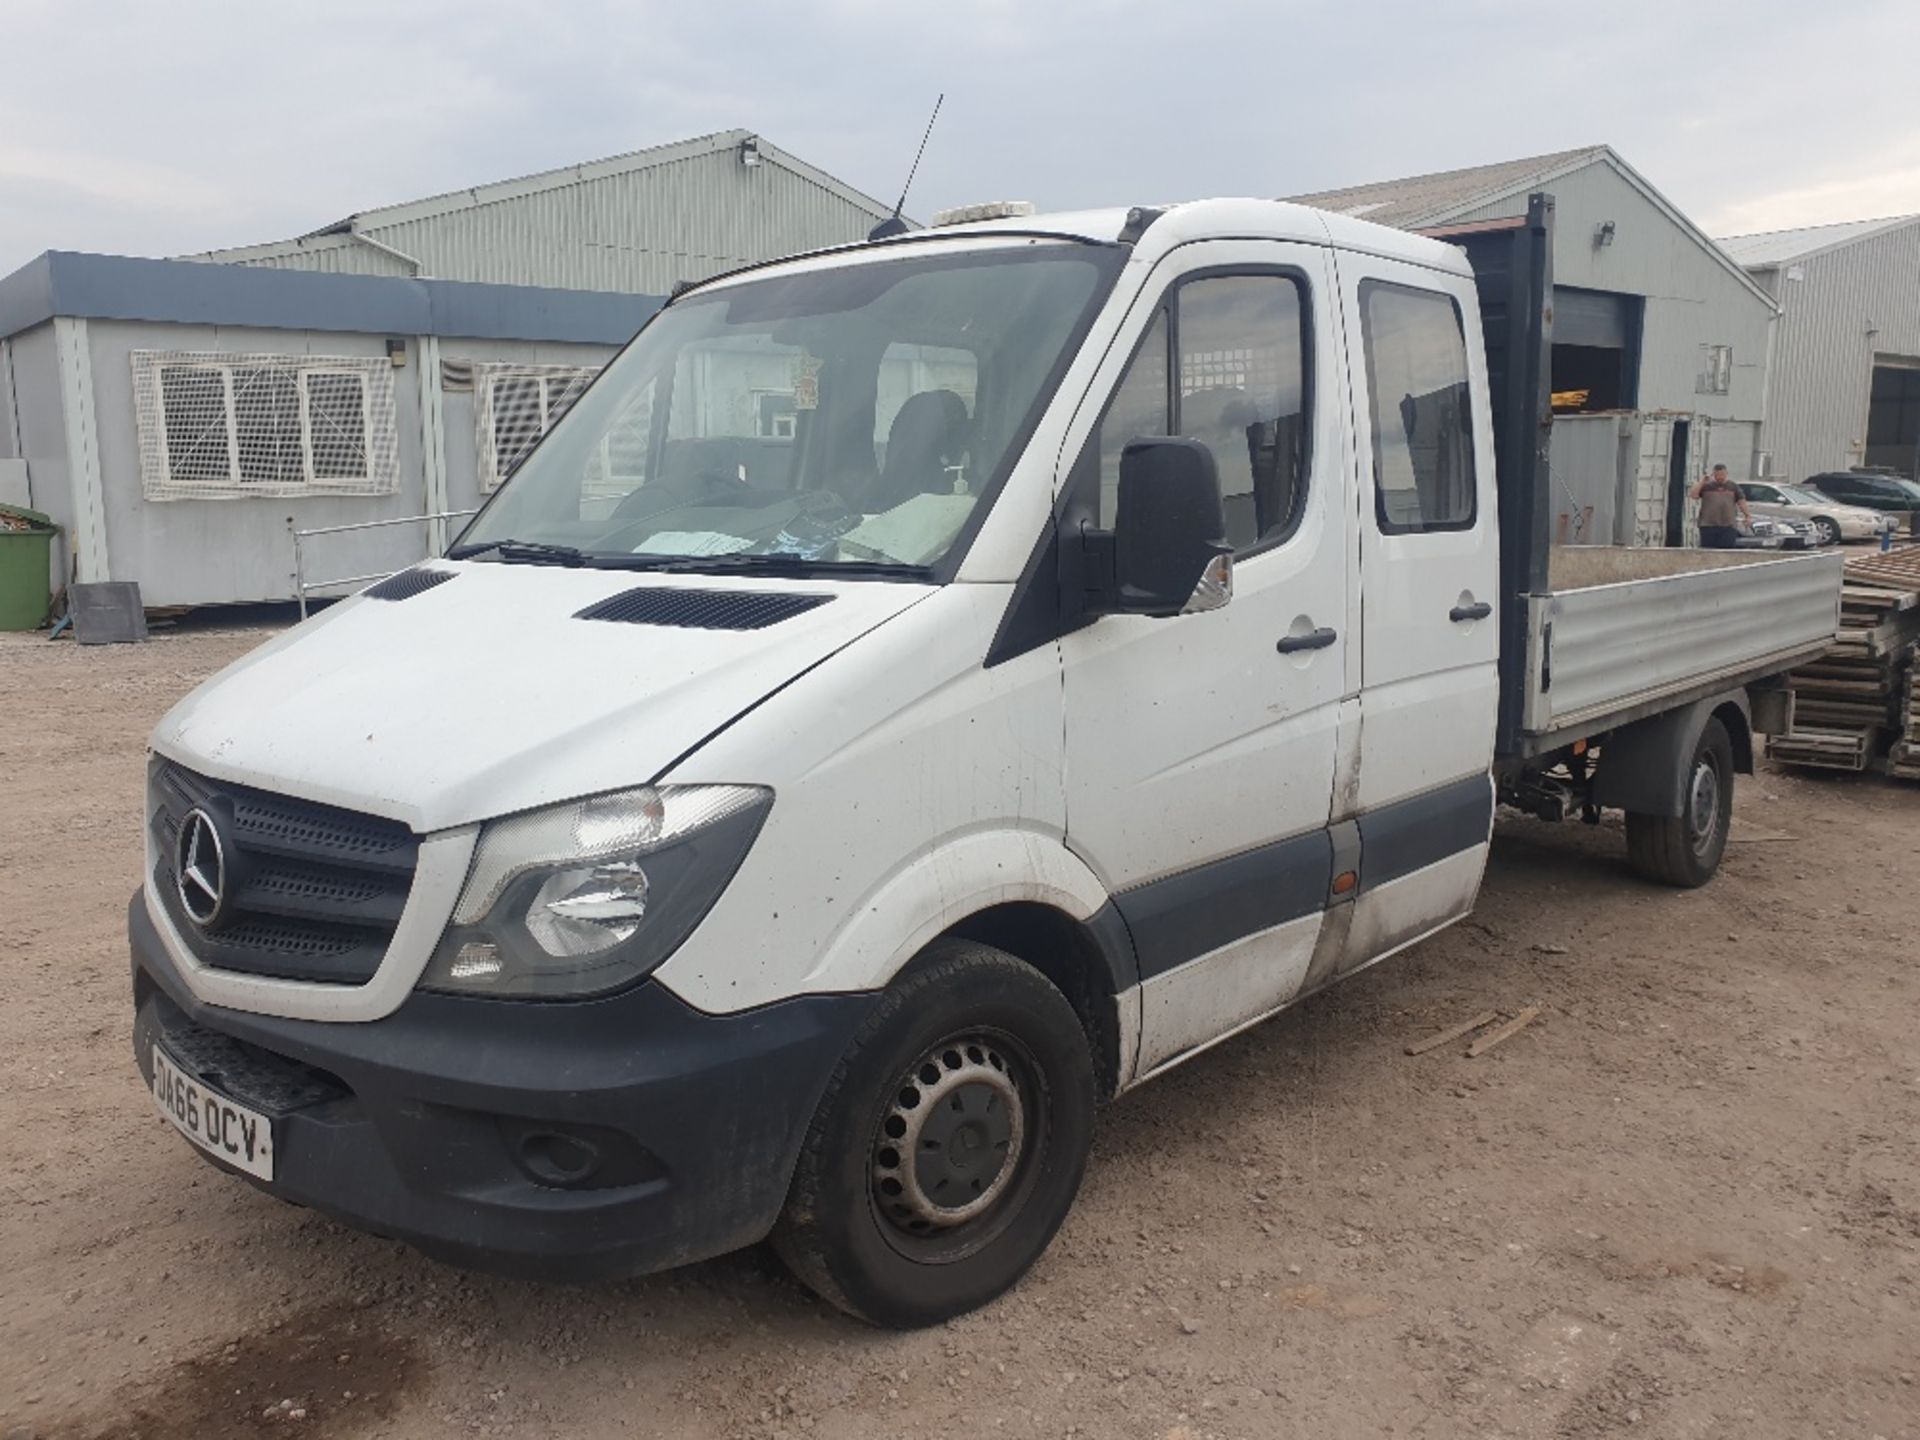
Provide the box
[421,784,771,998]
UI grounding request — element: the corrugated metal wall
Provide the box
[1549,411,1628,544]
[223,235,415,277]
[1752,220,1920,482]
[1446,163,1774,449]
[218,149,886,294]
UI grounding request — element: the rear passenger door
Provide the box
[1336,254,1498,967]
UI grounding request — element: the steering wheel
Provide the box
[611,469,749,520]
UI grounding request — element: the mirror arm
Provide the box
[1076,524,1117,613]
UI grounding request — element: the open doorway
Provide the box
[1865,360,1920,477]
[1664,419,1691,546]
[1549,288,1642,415]
[1552,345,1631,413]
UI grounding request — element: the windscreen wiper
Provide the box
[628,553,934,580]
[446,538,587,567]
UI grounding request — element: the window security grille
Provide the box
[133,351,399,501]
[474,363,601,491]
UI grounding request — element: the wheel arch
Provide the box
[796,828,1139,1098]
[1711,696,1754,775]
[938,901,1136,1101]
[1591,688,1752,817]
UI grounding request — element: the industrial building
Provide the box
[187,129,895,294]
[0,131,896,612]
[1291,146,1779,544]
[1720,214,1920,484]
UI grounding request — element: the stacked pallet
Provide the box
[1890,656,1920,781]
[1767,547,1920,775]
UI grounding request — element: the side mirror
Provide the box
[1110,437,1233,617]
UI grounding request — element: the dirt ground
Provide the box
[2,619,1917,1440]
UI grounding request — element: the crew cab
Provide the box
[129,194,1841,1328]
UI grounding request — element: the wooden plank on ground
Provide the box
[1466,1005,1543,1058]
[1404,1010,1499,1056]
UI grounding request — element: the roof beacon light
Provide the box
[931,201,1037,228]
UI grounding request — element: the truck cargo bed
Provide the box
[1518,546,1844,748]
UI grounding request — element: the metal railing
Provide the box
[289,510,478,619]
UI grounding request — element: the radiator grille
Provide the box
[148,761,417,986]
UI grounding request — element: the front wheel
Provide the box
[772,940,1096,1328]
[1811,515,1842,546]
[1624,717,1734,887]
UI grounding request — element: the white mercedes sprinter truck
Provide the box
[131,195,1841,1327]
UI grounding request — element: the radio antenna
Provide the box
[869,93,943,240]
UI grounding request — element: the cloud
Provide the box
[1707,154,1920,236]
[2,0,1919,274]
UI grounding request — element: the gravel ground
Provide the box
[1,620,1916,1440]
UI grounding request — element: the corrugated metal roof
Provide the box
[1286,144,1776,313]
[1716,214,1920,268]
[1284,146,1607,226]
[192,129,897,271]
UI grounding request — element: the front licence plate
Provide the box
[151,1043,275,1181]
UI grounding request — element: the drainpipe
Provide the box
[1756,275,1781,479]
[346,225,433,555]
[348,226,426,277]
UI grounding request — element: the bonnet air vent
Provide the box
[573,588,833,631]
[366,567,457,601]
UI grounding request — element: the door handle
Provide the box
[1449,601,1493,623]
[1276,626,1338,654]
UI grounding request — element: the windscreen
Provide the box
[457,242,1116,575]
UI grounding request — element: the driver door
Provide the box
[1058,241,1352,1081]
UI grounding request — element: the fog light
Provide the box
[498,1117,667,1190]
[516,1129,602,1187]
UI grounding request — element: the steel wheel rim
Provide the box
[1688,755,1722,856]
[868,1030,1043,1263]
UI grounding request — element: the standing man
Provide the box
[1690,464,1750,549]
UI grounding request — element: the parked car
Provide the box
[1803,471,1920,531]
[1737,481,1891,544]
[1740,512,1816,549]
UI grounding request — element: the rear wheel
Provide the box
[1624,717,1733,887]
[772,940,1095,1328]
[1811,515,1841,546]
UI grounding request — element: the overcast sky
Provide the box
[4,0,1919,278]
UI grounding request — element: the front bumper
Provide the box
[129,894,875,1281]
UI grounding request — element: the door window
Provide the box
[1089,273,1309,552]
[1360,282,1476,533]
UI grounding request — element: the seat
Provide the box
[867,389,969,512]
[1180,386,1261,548]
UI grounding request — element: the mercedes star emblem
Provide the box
[175,808,227,928]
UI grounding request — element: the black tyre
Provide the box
[1624,717,1734,887]
[771,939,1095,1328]
[1812,515,1841,546]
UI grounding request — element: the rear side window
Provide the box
[1090,272,1310,553]
[1360,281,1476,533]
